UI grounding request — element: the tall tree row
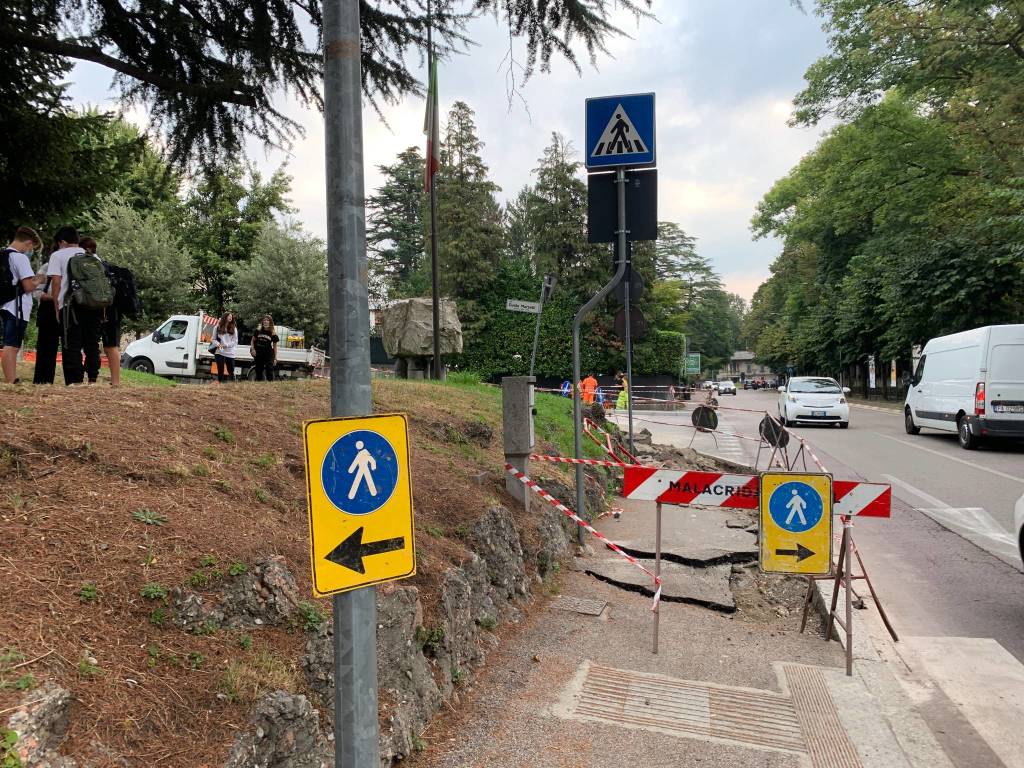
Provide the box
[367,115,745,378]
[747,0,1024,376]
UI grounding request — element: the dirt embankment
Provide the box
[0,378,569,766]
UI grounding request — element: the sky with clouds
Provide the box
[67,1,833,301]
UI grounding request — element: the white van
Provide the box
[904,325,1024,449]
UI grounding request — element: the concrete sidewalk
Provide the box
[406,493,974,768]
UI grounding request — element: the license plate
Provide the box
[813,410,826,417]
[994,404,1024,413]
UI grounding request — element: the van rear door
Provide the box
[985,328,1024,427]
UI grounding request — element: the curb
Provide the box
[849,402,901,414]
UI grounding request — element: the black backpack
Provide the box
[104,262,141,319]
[0,248,20,307]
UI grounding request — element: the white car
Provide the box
[778,376,851,428]
[717,380,737,395]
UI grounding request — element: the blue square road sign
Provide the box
[585,93,656,169]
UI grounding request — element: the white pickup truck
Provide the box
[122,312,326,380]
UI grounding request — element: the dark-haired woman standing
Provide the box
[211,312,238,382]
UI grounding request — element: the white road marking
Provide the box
[882,474,1022,569]
[876,433,1024,485]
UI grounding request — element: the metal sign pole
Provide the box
[653,501,662,654]
[324,1,379,764]
[573,168,627,543]
[843,517,854,676]
[624,262,635,455]
[529,275,554,378]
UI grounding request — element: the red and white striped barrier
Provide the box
[622,467,760,509]
[834,481,891,518]
[529,454,631,469]
[503,463,662,609]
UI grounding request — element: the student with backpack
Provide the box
[211,312,238,382]
[47,226,115,385]
[80,237,121,387]
[1,227,42,384]
[249,314,278,381]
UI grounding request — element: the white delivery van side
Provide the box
[904,324,1024,449]
[122,312,326,381]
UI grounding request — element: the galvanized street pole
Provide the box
[529,274,555,378]
[573,168,627,543]
[324,0,379,765]
[427,0,443,380]
[623,262,635,454]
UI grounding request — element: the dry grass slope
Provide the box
[0,378,575,766]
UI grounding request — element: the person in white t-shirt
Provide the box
[45,226,100,385]
[1,226,42,383]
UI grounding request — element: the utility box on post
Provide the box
[502,376,536,509]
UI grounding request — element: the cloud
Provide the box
[64,0,832,298]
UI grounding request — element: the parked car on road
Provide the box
[717,380,737,395]
[778,376,850,428]
[904,325,1024,450]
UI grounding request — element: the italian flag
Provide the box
[423,57,440,192]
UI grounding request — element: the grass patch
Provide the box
[78,582,98,603]
[121,369,175,387]
[220,649,298,704]
[191,464,210,477]
[140,583,168,600]
[228,561,247,577]
[252,452,276,469]
[254,487,269,504]
[294,601,325,633]
[132,508,167,526]
[213,426,235,444]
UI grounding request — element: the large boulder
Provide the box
[381,299,462,358]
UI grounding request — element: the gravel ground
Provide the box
[405,565,845,768]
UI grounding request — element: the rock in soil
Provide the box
[224,691,331,768]
[5,682,77,768]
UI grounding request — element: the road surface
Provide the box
[614,389,1024,662]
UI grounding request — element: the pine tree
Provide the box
[526,132,606,295]
[503,186,535,264]
[655,222,719,311]
[178,163,294,310]
[435,102,504,335]
[2,0,652,164]
[366,147,427,302]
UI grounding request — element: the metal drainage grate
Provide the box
[564,664,864,768]
[550,596,607,616]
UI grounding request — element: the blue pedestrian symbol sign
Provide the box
[586,93,656,169]
[768,482,824,533]
[322,429,399,515]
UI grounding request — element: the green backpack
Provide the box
[67,253,115,310]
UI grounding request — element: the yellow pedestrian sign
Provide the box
[304,413,416,596]
[759,472,832,575]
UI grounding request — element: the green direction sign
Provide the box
[684,353,701,375]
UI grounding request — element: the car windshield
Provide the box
[789,378,841,394]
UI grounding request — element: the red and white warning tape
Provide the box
[529,454,633,469]
[504,463,662,610]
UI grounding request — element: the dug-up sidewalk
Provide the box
[406,495,976,768]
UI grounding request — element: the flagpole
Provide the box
[427,0,442,380]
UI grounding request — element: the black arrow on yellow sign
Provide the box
[325,527,405,574]
[774,543,815,562]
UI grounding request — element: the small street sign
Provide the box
[684,353,701,375]
[304,414,416,596]
[506,298,541,314]
[759,472,832,575]
[586,93,656,169]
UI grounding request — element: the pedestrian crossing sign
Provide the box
[586,93,656,169]
[304,413,416,596]
[759,472,832,575]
